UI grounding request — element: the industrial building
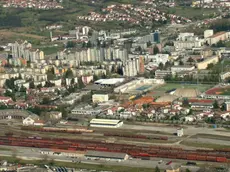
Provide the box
[114,78,164,94]
[89,119,123,128]
[94,78,125,86]
[85,150,129,161]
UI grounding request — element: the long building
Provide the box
[85,151,129,161]
[89,119,123,128]
[57,47,128,62]
[206,31,228,45]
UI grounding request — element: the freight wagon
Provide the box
[21,126,94,133]
[103,133,168,140]
[0,135,229,163]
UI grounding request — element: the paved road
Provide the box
[0,147,182,170]
[121,124,230,137]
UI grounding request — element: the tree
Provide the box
[65,68,73,79]
[18,73,22,79]
[66,41,76,48]
[186,169,191,172]
[29,81,35,89]
[71,78,75,85]
[207,63,214,69]
[101,72,107,79]
[19,86,27,92]
[77,77,85,89]
[86,41,92,48]
[47,67,55,80]
[187,57,194,63]
[179,60,184,65]
[37,84,42,90]
[213,100,219,109]
[164,61,171,70]
[158,62,164,70]
[153,45,159,55]
[155,166,160,172]
[59,106,68,118]
[142,104,150,109]
[5,78,15,90]
[96,39,101,47]
[111,65,116,73]
[4,90,16,101]
[182,98,189,107]
[147,41,152,47]
[216,40,225,47]
[117,66,123,75]
[93,75,99,81]
[82,42,86,48]
[42,97,50,105]
[27,60,31,68]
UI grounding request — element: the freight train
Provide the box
[104,133,168,140]
[21,126,94,133]
[0,135,229,163]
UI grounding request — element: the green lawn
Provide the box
[155,83,214,92]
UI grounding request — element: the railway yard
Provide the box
[0,119,230,171]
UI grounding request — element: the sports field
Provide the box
[155,83,214,92]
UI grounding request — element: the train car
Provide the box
[216,157,227,162]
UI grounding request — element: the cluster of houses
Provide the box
[78,3,191,25]
[192,0,230,8]
[2,0,63,9]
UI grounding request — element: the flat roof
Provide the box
[95,78,125,85]
[90,118,121,125]
[85,150,127,159]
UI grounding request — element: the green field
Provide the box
[181,141,230,149]
[160,7,218,19]
[155,83,214,92]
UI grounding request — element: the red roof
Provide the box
[34,120,45,124]
[0,96,11,100]
[189,99,214,103]
[209,31,226,38]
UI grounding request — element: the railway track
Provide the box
[0,135,229,163]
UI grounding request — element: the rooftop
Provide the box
[209,31,226,38]
[85,150,127,159]
[95,78,125,85]
[90,118,121,125]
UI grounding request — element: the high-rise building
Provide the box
[11,41,43,62]
[123,58,139,77]
[154,31,160,43]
